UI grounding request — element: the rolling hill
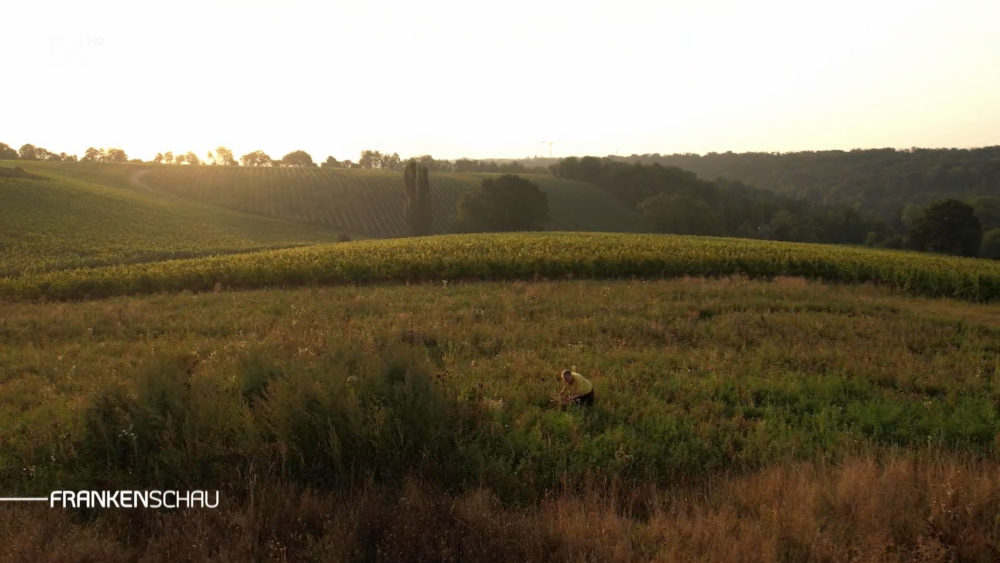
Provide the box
[4,231,999,302]
[0,160,339,276]
[135,165,643,237]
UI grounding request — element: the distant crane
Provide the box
[540,141,554,159]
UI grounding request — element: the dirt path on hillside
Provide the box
[127,169,157,193]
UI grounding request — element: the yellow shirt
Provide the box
[564,372,593,397]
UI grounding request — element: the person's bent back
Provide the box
[559,369,594,407]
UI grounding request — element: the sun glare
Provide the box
[1,0,997,160]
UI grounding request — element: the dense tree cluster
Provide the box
[906,199,982,257]
[321,156,355,168]
[551,156,889,246]
[82,147,128,163]
[215,147,238,166]
[358,150,403,170]
[277,150,317,167]
[608,147,1000,221]
[240,150,273,167]
[452,175,549,233]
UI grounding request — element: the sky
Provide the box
[3,0,998,162]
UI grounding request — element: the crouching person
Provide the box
[558,369,594,407]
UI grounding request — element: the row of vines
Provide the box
[3,232,999,301]
[139,167,640,237]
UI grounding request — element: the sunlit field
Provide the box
[3,231,999,302]
[1,278,998,561]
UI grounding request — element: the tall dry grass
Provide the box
[2,453,997,563]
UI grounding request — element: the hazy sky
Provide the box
[3,0,998,161]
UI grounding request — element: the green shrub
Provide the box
[81,355,245,488]
[355,346,451,470]
[78,346,468,491]
[255,358,363,484]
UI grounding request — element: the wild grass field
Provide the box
[0,161,339,276]
[1,278,999,561]
[136,165,643,236]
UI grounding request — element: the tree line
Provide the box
[1,143,545,175]
[0,143,79,162]
[328,151,543,173]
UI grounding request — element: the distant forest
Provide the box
[511,148,998,205]
[550,149,1000,256]
[603,148,1000,219]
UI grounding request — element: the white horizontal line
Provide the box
[0,498,49,502]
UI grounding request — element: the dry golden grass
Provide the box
[1,453,997,562]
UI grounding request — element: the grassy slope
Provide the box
[137,165,643,236]
[0,160,340,276]
[1,278,998,560]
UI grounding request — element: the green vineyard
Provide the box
[137,166,642,236]
[4,232,999,301]
[0,161,339,276]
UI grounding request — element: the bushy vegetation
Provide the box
[452,175,549,233]
[3,232,1000,302]
[77,345,462,492]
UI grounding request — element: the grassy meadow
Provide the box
[1,278,999,561]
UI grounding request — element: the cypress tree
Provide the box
[403,160,418,236]
[417,165,432,235]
